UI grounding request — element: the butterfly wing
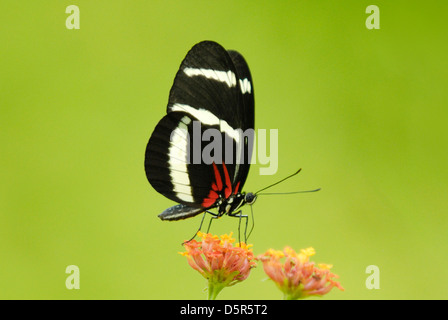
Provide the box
[227,49,255,191]
[145,41,254,219]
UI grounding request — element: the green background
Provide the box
[1,1,447,300]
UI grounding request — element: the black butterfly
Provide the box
[144,41,257,237]
[145,41,320,241]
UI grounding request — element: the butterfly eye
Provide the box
[245,192,257,205]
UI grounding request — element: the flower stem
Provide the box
[208,281,225,300]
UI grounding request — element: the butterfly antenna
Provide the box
[257,188,321,195]
[255,168,303,195]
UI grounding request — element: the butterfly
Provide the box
[144,41,257,239]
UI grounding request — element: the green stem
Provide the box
[283,291,303,300]
[284,293,296,300]
[208,281,225,300]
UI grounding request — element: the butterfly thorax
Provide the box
[215,193,244,216]
[216,192,257,216]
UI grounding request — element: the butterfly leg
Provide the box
[183,212,207,244]
[246,205,255,242]
[206,211,221,234]
[183,210,221,244]
[228,210,249,245]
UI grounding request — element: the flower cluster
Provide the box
[180,231,256,299]
[257,246,344,299]
[180,232,343,300]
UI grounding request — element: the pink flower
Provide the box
[257,247,344,299]
[180,232,256,299]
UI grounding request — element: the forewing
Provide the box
[227,49,255,190]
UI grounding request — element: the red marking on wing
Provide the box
[233,181,241,195]
[222,162,232,199]
[212,162,223,191]
[202,162,234,208]
[202,190,219,208]
[202,162,223,208]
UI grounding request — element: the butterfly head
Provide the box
[244,192,257,205]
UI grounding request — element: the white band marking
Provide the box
[239,78,252,94]
[168,116,194,202]
[183,67,237,88]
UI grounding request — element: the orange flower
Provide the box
[180,231,256,299]
[257,247,344,300]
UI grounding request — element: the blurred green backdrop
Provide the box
[1,1,447,300]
